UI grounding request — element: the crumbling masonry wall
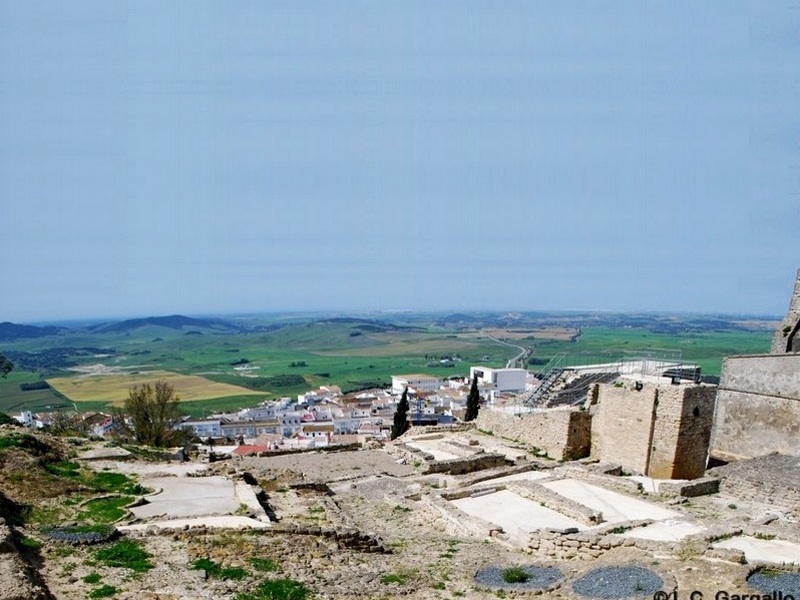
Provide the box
[474,408,591,460]
[709,354,800,461]
[591,382,715,479]
[590,384,657,474]
[648,385,716,479]
[771,268,800,354]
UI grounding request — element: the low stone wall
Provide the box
[555,465,644,495]
[529,528,638,560]
[127,520,391,553]
[659,477,719,498]
[474,408,591,460]
[424,453,509,475]
[507,482,602,525]
[708,454,800,519]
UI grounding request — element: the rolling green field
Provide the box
[0,313,777,418]
[529,327,772,376]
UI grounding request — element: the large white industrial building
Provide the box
[469,367,527,392]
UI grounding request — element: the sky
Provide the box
[1,1,798,322]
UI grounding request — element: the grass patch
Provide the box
[249,557,278,572]
[15,534,42,552]
[0,434,19,450]
[192,558,249,580]
[502,566,530,584]
[610,526,631,534]
[235,578,312,600]
[94,539,153,573]
[78,496,134,524]
[44,460,81,478]
[83,573,102,584]
[89,585,117,599]
[88,471,144,495]
[380,573,407,585]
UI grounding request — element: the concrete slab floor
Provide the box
[714,536,800,565]
[469,470,552,488]
[119,516,271,533]
[621,519,705,542]
[542,478,681,524]
[452,489,586,537]
[405,440,460,461]
[131,476,239,520]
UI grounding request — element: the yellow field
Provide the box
[47,370,265,405]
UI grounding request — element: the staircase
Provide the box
[525,353,567,406]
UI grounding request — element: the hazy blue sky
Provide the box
[1,1,798,322]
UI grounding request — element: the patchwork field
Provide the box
[46,370,267,406]
[0,311,777,418]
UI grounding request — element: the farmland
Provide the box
[0,311,777,418]
[46,370,266,406]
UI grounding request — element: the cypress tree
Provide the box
[390,387,410,440]
[464,375,480,422]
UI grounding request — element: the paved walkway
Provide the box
[130,476,240,520]
[452,489,586,537]
[542,479,680,524]
[119,516,271,533]
[714,536,800,565]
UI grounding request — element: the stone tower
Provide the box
[771,268,800,354]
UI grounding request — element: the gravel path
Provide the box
[747,570,800,596]
[572,565,663,599]
[474,565,563,591]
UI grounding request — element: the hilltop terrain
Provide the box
[1,423,799,600]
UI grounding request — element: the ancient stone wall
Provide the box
[649,385,716,479]
[474,407,591,460]
[710,354,800,460]
[591,382,715,479]
[590,384,656,474]
[771,268,800,354]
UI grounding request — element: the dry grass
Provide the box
[47,371,263,405]
[481,327,579,341]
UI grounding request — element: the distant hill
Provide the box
[0,321,66,340]
[88,314,241,334]
[311,317,422,332]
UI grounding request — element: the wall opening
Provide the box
[786,319,800,353]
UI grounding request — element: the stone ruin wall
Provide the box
[474,407,591,460]
[591,383,715,479]
[710,354,800,461]
[590,384,656,475]
[648,385,716,479]
[771,268,800,354]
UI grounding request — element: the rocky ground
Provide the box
[2,426,799,600]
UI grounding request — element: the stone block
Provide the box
[660,477,720,498]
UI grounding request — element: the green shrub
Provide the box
[191,557,248,580]
[235,578,312,600]
[380,573,407,585]
[502,566,530,584]
[83,573,102,584]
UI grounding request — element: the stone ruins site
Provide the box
[1,271,800,599]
